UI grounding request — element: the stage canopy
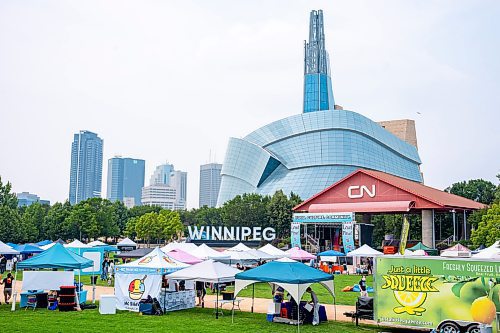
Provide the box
[17,243,93,270]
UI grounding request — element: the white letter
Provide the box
[212,226,222,240]
[252,227,262,241]
[241,227,252,240]
[188,226,205,240]
[224,227,235,240]
[235,227,240,240]
[263,227,276,241]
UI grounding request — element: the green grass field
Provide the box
[0,304,392,333]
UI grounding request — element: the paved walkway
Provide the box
[11,282,373,324]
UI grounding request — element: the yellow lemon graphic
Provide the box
[470,296,496,324]
[393,291,427,315]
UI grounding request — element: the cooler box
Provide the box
[99,295,117,315]
[267,302,281,314]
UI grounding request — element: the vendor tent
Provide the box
[116,237,137,251]
[0,241,20,255]
[227,242,252,252]
[36,240,53,247]
[166,249,203,265]
[258,243,289,258]
[246,249,277,261]
[115,247,153,259]
[17,243,93,270]
[191,244,230,260]
[65,239,91,248]
[472,241,500,260]
[88,240,107,247]
[441,243,472,258]
[222,249,258,262]
[161,241,198,254]
[317,250,345,257]
[15,243,43,254]
[285,247,316,261]
[115,247,188,311]
[40,242,56,250]
[234,258,335,328]
[346,244,383,257]
[408,242,438,256]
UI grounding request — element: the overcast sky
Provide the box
[1,0,499,209]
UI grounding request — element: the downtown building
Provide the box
[217,10,423,206]
[106,157,145,208]
[141,163,187,210]
[199,163,222,208]
[69,130,103,204]
[16,192,50,207]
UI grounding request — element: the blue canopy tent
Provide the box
[36,240,53,247]
[15,244,44,255]
[13,243,94,310]
[234,258,335,330]
[317,250,344,257]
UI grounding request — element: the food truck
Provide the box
[374,256,500,333]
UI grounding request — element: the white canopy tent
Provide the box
[65,239,91,248]
[160,241,198,254]
[441,244,472,258]
[222,249,258,262]
[0,241,19,255]
[258,243,289,258]
[472,241,500,260]
[116,237,137,250]
[40,242,56,251]
[88,240,107,247]
[246,249,277,261]
[346,244,383,257]
[191,244,230,260]
[227,242,252,252]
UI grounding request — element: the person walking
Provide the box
[306,287,320,325]
[0,273,14,304]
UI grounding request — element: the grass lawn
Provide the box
[215,274,373,306]
[0,304,394,333]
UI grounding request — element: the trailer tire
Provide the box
[439,321,461,333]
[465,324,480,333]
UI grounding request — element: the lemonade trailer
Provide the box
[374,256,500,333]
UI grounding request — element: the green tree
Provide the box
[193,206,222,227]
[21,202,50,241]
[43,201,72,240]
[135,212,161,245]
[445,179,497,205]
[124,217,139,239]
[470,203,500,247]
[267,190,294,239]
[112,201,129,236]
[221,193,270,228]
[0,176,18,209]
[495,174,500,203]
[66,202,97,240]
[160,210,184,241]
[0,206,23,242]
[128,205,161,218]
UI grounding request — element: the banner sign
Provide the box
[342,221,355,253]
[399,216,410,255]
[290,222,301,248]
[292,212,354,224]
[115,273,162,311]
[375,257,500,332]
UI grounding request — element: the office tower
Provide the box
[107,157,145,207]
[303,9,335,113]
[17,192,50,207]
[142,164,187,210]
[69,130,103,204]
[199,163,222,208]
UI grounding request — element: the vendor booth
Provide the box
[165,249,202,265]
[161,241,198,254]
[116,237,137,251]
[317,250,345,273]
[0,240,20,255]
[285,247,315,261]
[258,244,289,258]
[114,247,189,312]
[472,241,500,260]
[191,244,230,260]
[234,258,335,329]
[167,259,241,318]
[14,243,94,311]
[440,243,472,257]
[407,242,438,256]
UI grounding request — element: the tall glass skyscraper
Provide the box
[141,164,187,210]
[107,157,145,207]
[303,9,335,113]
[199,163,222,208]
[69,130,103,204]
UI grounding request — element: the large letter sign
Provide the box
[348,185,376,199]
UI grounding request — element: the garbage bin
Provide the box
[99,295,117,315]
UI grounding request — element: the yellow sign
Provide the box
[399,216,410,255]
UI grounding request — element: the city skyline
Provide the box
[1,1,499,209]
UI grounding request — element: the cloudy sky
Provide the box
[1,0,499,209]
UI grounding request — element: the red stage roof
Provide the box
[294,169,486,212]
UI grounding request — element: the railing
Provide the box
[436,235,454,248]
[305,234,319,254]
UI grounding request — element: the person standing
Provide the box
[195,281,206,308]
[306,287,320,325]
[0,255,6,274]
[359,275,368,297]
[0,273,14,304]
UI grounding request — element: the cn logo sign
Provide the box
[348,185,376,199]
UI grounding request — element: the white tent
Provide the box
[222,249,258,262]
[40,242,56,251]
[0,241,19,255]
[472,241,500,260]
[246,249,277,261]
[88,240,107,247]
[117,237,137,246]
[227,242,252,252]
[118,247,189,272]
[258,243,288,258]
[441,244,471,258]
[191,244,230,260]
[161,242,198,254]
[346,244,383,257]
[64,239,91,248]
[166,259,240,283]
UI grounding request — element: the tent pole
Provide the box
[251,283,254,313]
[11,269,18,311]
[216,285,219,319]
[92,267,96,304]
[297,284,300,333]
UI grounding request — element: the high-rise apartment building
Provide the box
[199,163,222,208]
[69,130,103,204]
[107,157,145,207]
[17,192,50,207]
[141,164,187,210]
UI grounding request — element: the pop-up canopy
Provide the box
[15,243,44,255]
[165,249,203,265]
[0,241,20,255]
[17,243,93,270]
[472,241,500,260]
[116,247,188,275]
[161,241,198,254]
[285,247,316,261]
[191,243,230,260]
[407,242,438,256]
[65,239,91,249]
[227,242,252,252]
[258,243,288,258]
[318,250,345,256]
[166,259,240,283]
[346,244,383,257]
[441,243,471,258]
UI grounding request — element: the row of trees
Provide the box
[0,176,301,244]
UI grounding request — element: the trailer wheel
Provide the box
[465,324,480,333]
[439,322,461,333]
